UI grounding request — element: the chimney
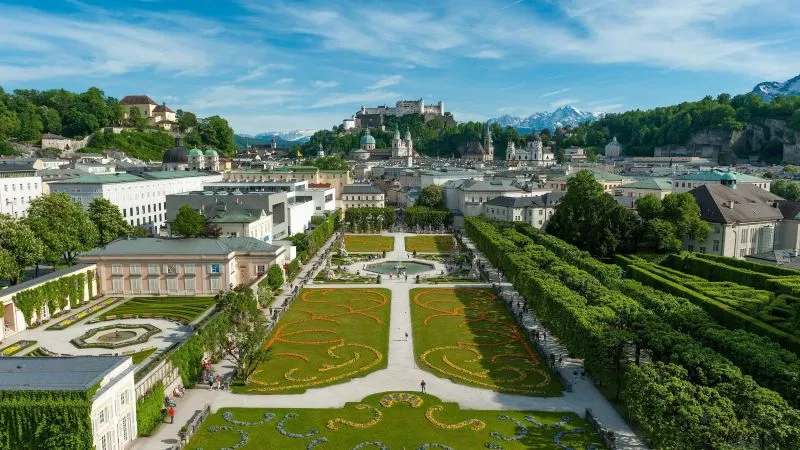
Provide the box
[728,201,735,209]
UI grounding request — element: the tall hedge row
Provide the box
[0,389,95,449]
[466,217,800,447]
[136,382,165,437]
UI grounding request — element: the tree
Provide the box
[417,184,445,209]
[25,193,97,266]
[309,156,349,170]
[171,205,205,237]
[642,218,682,253]
[124,106,147,129]
[266,264,284,291]
[661,192,711,242]
[175,109,197,133]
[197,115,235,156]
[771,179,800,201]
[635,194,663,222]
[0,249,18,282]
[211,290,271,385]
[0,215,44,283]
[546,170,638,257]
[88,198,133,246]
[203,221,222,238]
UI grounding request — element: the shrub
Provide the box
[136,382,165,436]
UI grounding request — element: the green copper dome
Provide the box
[204,149,219,157]
[188,148,203,156]
[360,129,376,145]
[721,172,736,181]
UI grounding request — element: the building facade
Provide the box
[0,164,43,218]
[605,137,622,158]
[80,237,287,296]
[49,171,222,234]
[342,184,385,209]
[483,192,564,229]
[506,133,555,166]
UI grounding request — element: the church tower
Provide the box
[404,128,413,155]
[506,141,516,161]
[484,123,494,161]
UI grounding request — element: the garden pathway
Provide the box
[135,232,647,449]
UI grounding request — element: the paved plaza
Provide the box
[133,232,647,449]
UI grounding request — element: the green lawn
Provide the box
[411,288,562,396]
[185,392,603,449]
[98,296,216,324]
[405,235,455,254]
[241,288,390,394]
[130,347,158,365]
[344,234,394,253]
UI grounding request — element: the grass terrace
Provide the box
[410,288,561,396]
[405,235,455,254]
[344,234,394,253]
[185,392,603,450]
[242,288,391,394]
[97,296,216,324]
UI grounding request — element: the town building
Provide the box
[0,356,136,450]
[0,164,43,218]
[483,191,565,229]
[342,184,385,209]
[614,178,673,199]
[79,237,287,295]
[684,182,783,258]
[223,167,351,200]
[457,179,534,216]
[162,139,220,172]
[671,170,771,193]
[119,95,177,130]
[48,171,222,234]
[418,169,484,187]
[171,201,272,241]
[391,126,414,158]
[544,171,634,193]
[505,132,555,166]
[605,136,622,158]
[461,124,494,162]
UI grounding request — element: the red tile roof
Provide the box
[119,95,157,105]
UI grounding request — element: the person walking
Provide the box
[420,379,427,393]
[405,332,409,341]
[168,406,175,424]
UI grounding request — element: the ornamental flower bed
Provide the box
[46,297,122,330]
[71,323,160,349]
[0,340,37,356]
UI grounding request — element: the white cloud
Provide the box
[368,75,403,90]
[186,85,300,111]
[310,90,400,109]
[312,80,339,89]
[469,49,504,59]
[540,88,571,98]
[275,78,294,85]
[550,98,579,108]
[234,67,266,83]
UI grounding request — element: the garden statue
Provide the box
[338,235,348,257]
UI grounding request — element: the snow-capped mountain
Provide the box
[752,74,800,101]
[488,106,604,132]
[254,130,316,143]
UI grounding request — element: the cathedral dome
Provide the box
[163,141,189,164]
[204,149,219,157]
[360,129,376,145]
[188,148,203,157]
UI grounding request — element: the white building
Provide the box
[671,170,771,193]
[0,164,43,218]
[419,169,484,187]
[684,182,784,258]
[614,178,673,199]
[0,356,136,450]
[506,132,555,166]
[483,191,565,229]
[391,126,414,158]
[457,179,536,216]
[48,171,222,234]
[342,184,385,209]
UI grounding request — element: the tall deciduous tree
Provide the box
[198,115,235,155]
[417,184,445,209]
[0,249,18,282]
[661,192,711,242]
[0,215,44,283]
[266,264,284,291]
[88,198,133,246]
[546,170,638,257]
[210,290,271,385]
[171,205,205,237]
[25,193,97,266]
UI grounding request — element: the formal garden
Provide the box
[242,288,391,394]
[466,217,800,448]
[410,287,560,396]
[404,235,455,254]
[95,296,216,324]
[185,392,604,449]
[343,234,395,253]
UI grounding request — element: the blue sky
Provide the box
[0,0,798,134]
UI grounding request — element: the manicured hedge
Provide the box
[466,217,800,446]
[136,382,165,436]
[696,252,800,277]
[0,389,95,449]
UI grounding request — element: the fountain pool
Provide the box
[365,261,435,275]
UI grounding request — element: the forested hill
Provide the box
[0,86,236,159]
[561,93,800,162]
